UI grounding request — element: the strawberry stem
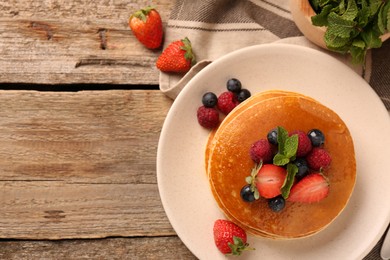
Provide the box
[180,37,196,66]
[132,6,155,22]
[227,236,255,256]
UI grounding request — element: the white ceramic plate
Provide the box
[157,44,390,260]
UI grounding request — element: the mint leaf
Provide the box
[361,29,382,49]
[312,5,334,26]
[324,30,351,51]
[342,0,359,21]
[277,126,288,153]
[327,12,358,38]
[358,1,370,27]
[369,0,383,16]
[284,135,298,158]
[310,0,388,64]
[384,1,390,31]
[273,154,290,166]
[281,163,298,199]
[350,45,366,64]
[273,126,299,166]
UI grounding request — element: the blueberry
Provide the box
[240,184,256,202]
[202,92,218,108]
[267,128,278,145]
[268,195,285,212]
[237,89,251,102]
[293,158,309,179]
[308,129,325,147]
[226,78,242,93]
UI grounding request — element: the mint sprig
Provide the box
[310,0,390,64]
[273,126,298,166]
[271,126,299,199]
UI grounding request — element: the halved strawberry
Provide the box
[288,173,329,203]
[255,164,286,199]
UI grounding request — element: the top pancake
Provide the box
[207,91,356,239]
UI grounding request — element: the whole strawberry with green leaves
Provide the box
[129,6,163,49]
[213,219,254,256]
[156,37,196,73]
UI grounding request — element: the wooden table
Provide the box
[0,0,195,258]
[0,1,384,259]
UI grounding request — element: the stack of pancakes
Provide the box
[206,90,356,239]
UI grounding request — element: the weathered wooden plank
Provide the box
[0,90,175,239]
[0,237,197,260]
[0,0,174,85]
[0,90,172,183]
[1,182,175,239]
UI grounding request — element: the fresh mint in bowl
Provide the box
[290,0,390,64]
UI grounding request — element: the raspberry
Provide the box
[197,106,219,129]
[217,91,239,115]
[306,147,332,170]
[290,130,312,157]
[250,139,273,163]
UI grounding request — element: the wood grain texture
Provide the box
[0,90,175,239]
[0,237,197,260]
[0,0,174,85]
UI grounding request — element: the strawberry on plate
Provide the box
[213,219,253,256]
[255,164,286,199]
[129,6,163,49]
[288,173,329,203]
[156,37,196,73]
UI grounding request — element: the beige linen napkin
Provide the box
[159,0,382,100]
[160,0,390,259]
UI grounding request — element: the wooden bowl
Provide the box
[290,0,390,50]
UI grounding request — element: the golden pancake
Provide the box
[207,92,356,239]
[205,90,316,174]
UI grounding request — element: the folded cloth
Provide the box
[160,0,390,111]
[160,2,389,258]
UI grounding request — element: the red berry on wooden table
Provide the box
[156,37,196,73]
[129,6,163,49]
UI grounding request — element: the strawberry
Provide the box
[156,37,196,73]
[255,164,286,199]
[288,173,329,203]
[213,219,253,255]
[129,6,163,49]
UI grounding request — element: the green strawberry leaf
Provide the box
[227,236,255,256]
[245,162,262,200]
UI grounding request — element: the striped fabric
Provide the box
[159,2,389,257]
[160,0,390,111]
